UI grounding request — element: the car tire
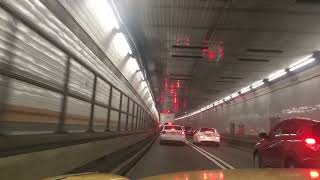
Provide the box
[254,153,263,168]
[159,140,164,145]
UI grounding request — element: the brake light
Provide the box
[171,128,175,131]
[181,131,185,135]
[310,170,319,179]
[305,138,317,151]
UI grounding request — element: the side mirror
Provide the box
[258,132,269,139]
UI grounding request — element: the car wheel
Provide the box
[159,140,164,145]
[254,153,263,168]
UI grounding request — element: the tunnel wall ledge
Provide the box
[0,131,155,180]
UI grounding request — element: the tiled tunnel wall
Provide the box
[178,63,320,136]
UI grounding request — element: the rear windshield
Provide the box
[164,126,182,130]
[313,124,320,137]
[200,128,216,133]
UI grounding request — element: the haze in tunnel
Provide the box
[0,0,320,180]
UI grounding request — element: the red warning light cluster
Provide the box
[202,42,224,62]
[160,79,186,114]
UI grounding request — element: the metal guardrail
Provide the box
[221,134,258,150]
[0,2,157,135]
[0,129,155,157]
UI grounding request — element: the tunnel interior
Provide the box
[0,0,320,180]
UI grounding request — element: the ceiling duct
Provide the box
[238,58,270,62]
[172,55,203,59]
[246,49,283,54]
[219,76,244,79]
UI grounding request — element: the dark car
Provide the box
[184,126,194,137]
[254,118,320,168]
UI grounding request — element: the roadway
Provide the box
[126,137,253,179]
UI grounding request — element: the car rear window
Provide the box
[164,126,182,130]
[200,128,216,133]
[313,124,320,137]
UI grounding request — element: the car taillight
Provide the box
[161,131,166,134]
[310,170,319,179]
[181,131,185,135]
[305,138,317,151]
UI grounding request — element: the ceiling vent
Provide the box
[238,58,270,62]
[215,80,237,83]
[246,49,283,54]
[172,55,203,59]
[296,0,320,4]
[219,76,244,80]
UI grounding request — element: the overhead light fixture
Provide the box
[289,56,315,72]
[224,96,231,101]
[240,86,251,94]
[114,32,132,56]
[86,0,119,30]
[231,92,239,98]
[251,80,265,89]
[213,101,219,106]
[267,69,287,81]
[127,57,140,73]
[218,99,224,104]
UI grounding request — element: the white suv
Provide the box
[160,125,186,145]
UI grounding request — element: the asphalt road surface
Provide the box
[126,137,253,179]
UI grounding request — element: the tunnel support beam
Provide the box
[125,97,130,130]
[87,75,97,132]
[105,86,113,131]
[131,103,135,131]
[117,93,123,131]
[56,57,71,133]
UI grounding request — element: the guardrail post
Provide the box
[125,97,130,131]
[117,93,123,131]
[139,108,142,129]
[87,75,97,132]
[131,103,135,131]
[135,105,139,130]
[56,57,71,133]
[105,86,113,131]
[142,111,145,129]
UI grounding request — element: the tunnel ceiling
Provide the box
[115,0,320,115]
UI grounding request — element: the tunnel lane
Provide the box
[126,137,252,179]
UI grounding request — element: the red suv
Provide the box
[254,118,320,168]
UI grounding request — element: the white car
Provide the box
[193,128,220,146]
[160,125,186,145]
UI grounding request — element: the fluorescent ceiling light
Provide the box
[252,80,265,89]
[268,69,287,81]
[127,57,140,73]
[240,86,251,94]
[114,32,132,56]
[213,101,219,106]
[231,92,239,98]
[218,100,224,104]
[289,57,315,72]
[224,96,231,101]
[86,0,119,30]
[207,103,213,109]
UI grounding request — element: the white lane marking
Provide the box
[186,141,227,169]
[187,141,235,169]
